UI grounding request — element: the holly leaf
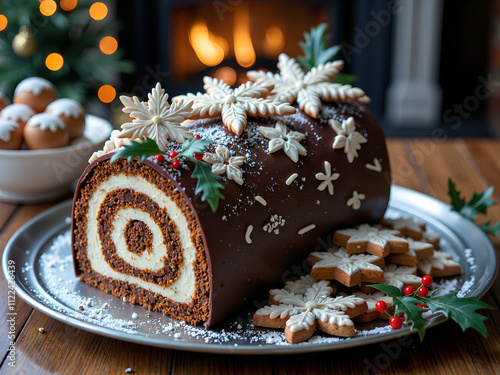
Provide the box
[367,284,402,297]
[480,220,500,237]
[297,23,341,71]
[192,161,225,213]
[448,178,465,212]
[460,186,496,220]
[180,138,214,162]
[110,137,160,164]
[419,293,494,338]
[393,296,428,342]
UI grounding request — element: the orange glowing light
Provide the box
[264,26,285,55]
[213,66,237,86]
[189,21,228,67]
[45,53,64,71]
[99,36,118,55]
[234,3,256,68]
[98,85,116,103]
[0,15,7,31]
[89,2,108,20]
[60,0,78,11]
[40,0,57,17]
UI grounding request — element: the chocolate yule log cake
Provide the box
[72,53,391,327]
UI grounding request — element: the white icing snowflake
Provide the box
[202,145,245,185]
[283,275,335,296]
[247,53,370,118]
[0,119,19,142]
[383,264,421,289]
[330,117,367,163]
[347,190,365,210]
[335,224,408,255]
[315,161,340,195]
[309,248,383,277]
[417,251,460,275]
[89,130,136,163]
[118,82,193,151]
[256,281,360,337]
[259,120,307,163]
[173,77,295,136]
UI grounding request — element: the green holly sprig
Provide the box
[369,276,493,342]
[110,137,225,213]
[448,178,500,237]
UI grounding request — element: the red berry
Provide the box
[169,151,178,159]
[421,275,433,287]
[399,312,406,321]
[418,287,429,297]
[171,160,180,169]
[193,134,201,139]
[155,154,165,163]
[194,153,203,160]
[375,301,387,313]
[417,303,425,308]
[404,286,414,295]
[390,316,403,329]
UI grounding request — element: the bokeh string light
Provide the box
[89,2,108,21]
[45,53,64,71]
[98,85,116,103]
[0,15,7,32]
[99,36,118,55]
[39,0,57,17]
[60,0,78,12]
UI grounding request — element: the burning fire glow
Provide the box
[189,21,228,67]
[234,4,256,68]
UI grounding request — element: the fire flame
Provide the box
[189,21,228,67]
[234,3,256,68]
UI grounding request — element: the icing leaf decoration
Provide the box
[369,283,494,342]
[110,137,225,213]
[447,178,500,237]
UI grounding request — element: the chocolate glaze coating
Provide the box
[72,101,391,327]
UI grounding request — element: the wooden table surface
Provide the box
[0,139,499,375]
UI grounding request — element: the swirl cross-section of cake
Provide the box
[72,54,391,327]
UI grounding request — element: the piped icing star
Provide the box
[417,251,461,278]
[381,217,426,240]
[202,145,245,185]
[307,247,384,287]
[247,53,370,118]
[118,83,193,151]
[253,281,367,343]
[315,161,340,195]
[259,120,307,163]
[333,224,409,258]
[330,117,367,163]
[347,190,365,210]
[173,77,295,136]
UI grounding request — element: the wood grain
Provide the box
[0,140,499,375]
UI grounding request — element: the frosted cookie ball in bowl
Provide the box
[46,98,86,139]
[0,114,112,203]
[13,77,57,113]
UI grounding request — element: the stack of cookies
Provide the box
[253,217,462,344]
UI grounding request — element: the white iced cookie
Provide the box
[23,113,69,149]
[14,77,57,113]
[0,119,22,150]
[46,98,86,139]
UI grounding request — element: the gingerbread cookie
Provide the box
[352,291,393,322]
[359,264,421,294]
[254,281,367,343]
[333,224,409,257]
[386,238,434,266]
[308,247,384,287]
[284,275,336,296]
[417,251,461,277]
[422,231,441,249]
[381,217,426,240]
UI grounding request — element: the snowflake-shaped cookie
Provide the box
[347,190,365,210]
[202,145,245,185]
[417,251,461,277]
[330,117,367,163]
[333,224,409,258]
[383,264,422,290]
[253,281,367,343]
[259,120,306,163]
[315,161,339,195]
[422,231,441,249]
[381,217,426,240]
[173,77,295,136]
[118,83,193,151]
[385,238,434,267]
[247,53,370,118]
[353,291,393,322]
[307,247,384,287]
[283,275,336,297]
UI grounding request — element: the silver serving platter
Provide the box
[2,185,498,354]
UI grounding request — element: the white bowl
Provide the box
[0,114,112,203]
